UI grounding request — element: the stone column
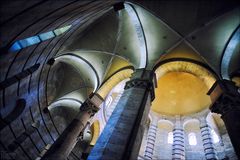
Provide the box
[88,69,156,160]
[144,117,158,159]
[41,93,103,160]
[172,116,185,160]
[207,80,240,158]
[199,117,217,160]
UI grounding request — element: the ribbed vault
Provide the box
[0,1,239,159]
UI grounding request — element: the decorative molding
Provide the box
[208,80,240,115]
[124,69,156,101]
[80,93,104,117]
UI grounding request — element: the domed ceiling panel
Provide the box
[132,3,181,69]
[103,56,132,81]
[114,8,143,68]
[229,43,240,75]
[71,50,113,84]
[158,42,207,63]
[64,9,119,53]
[131,0,201,36]
[47,62,86,104]
[186,8,240,75]
[58,87,91,103]
[48,100,81,124]
[131,0,239,36]
[55,55,98,90]
[222,26,240,78]
[152,72,211,116]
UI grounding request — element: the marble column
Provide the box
[88,69,156,160]
[200,117,217,160]
[41,93,103,160]
[172,116,185,160]
[207,80,240,158]
[144,117,158,159]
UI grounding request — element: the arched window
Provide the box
[211,129,220,143]
[168,132,173,144]
[188,132,197,145]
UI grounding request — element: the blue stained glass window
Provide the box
[9,41,22,52]
[39,31,55,41]
[18,36,41,48]
[9,24,72,52]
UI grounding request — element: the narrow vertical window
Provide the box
[188,132,197,145]
[168,132,173,144]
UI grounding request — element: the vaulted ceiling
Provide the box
[0,0,239,159]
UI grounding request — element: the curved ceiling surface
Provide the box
[0,1,239,159]
[151,72,211,116]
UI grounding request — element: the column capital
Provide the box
[207,80,240,116]
[150,116,158,125]
[199,118,210,129]
[124,69,157,101]
[80,93,104,117]
[174,115,183,129]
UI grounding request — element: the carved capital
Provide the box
[199,117,208,128]
[208,80,240,115]
[80,93,104,117]
[80,100,99,117]
[124,69,157,101]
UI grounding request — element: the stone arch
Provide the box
[154,61,217,90]
[158,119,174,130]
[183,118,200,129]
[90,120,100,146]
